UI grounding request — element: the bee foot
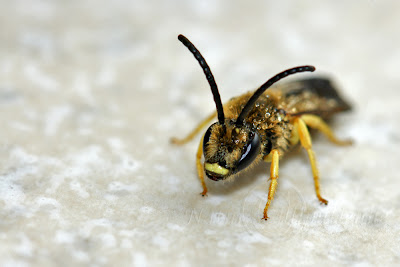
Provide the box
[170,137,183,145]
[337,139,353,146]
[318,197,329,205]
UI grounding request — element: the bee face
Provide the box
[203,121,261,181]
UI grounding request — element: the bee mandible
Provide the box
[171,34,352,220]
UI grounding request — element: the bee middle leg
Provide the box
[301,114,352,146]
[294,117,328,205]
[262,149,280,220]
[171,112,216,145]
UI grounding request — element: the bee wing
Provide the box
[276,78,352,118]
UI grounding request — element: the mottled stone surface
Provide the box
[1,0,400,266]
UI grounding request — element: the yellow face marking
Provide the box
[204,163,229,175]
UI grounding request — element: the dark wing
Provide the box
[276,78,351,118]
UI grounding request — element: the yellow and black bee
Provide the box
[172,34,352,220]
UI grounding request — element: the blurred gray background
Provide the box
[0,0,399,266]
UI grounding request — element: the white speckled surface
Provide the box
[1,0,400,266]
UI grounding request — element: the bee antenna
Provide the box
[178,34,225,125]
[236,65,316,125]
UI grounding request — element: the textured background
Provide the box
[1,0,400,266]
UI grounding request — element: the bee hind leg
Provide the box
[294,117,328,205]
[262,149,280,220]
[170,112,216,145]
[300,114,352,146]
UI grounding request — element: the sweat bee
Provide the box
[171,34,352,220]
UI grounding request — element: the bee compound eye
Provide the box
[203,123,217,152]
[236,132,261,172]
[248,131,255,139]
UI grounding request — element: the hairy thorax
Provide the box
[223,90,295,157]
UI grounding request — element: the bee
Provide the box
[171,34,352,220]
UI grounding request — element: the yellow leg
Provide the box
[263,149,279,220]
[170,112,216,145]
[301,114,352,146]
[196,136,208,196]
[294,117,328,205]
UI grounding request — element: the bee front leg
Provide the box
[301,114,352,146]
[262,149,280,220]
[294,117,328,205]
[196,136,208,196]
[171,112,216,145]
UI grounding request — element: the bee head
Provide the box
[202,121,261,181]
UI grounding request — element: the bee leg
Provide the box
[301,114,353,146]
[196,136,208,196]
[262,149,280,220]
[294,117,328,205]
[170,112,216,145]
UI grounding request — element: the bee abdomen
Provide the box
[280,77,351,118]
